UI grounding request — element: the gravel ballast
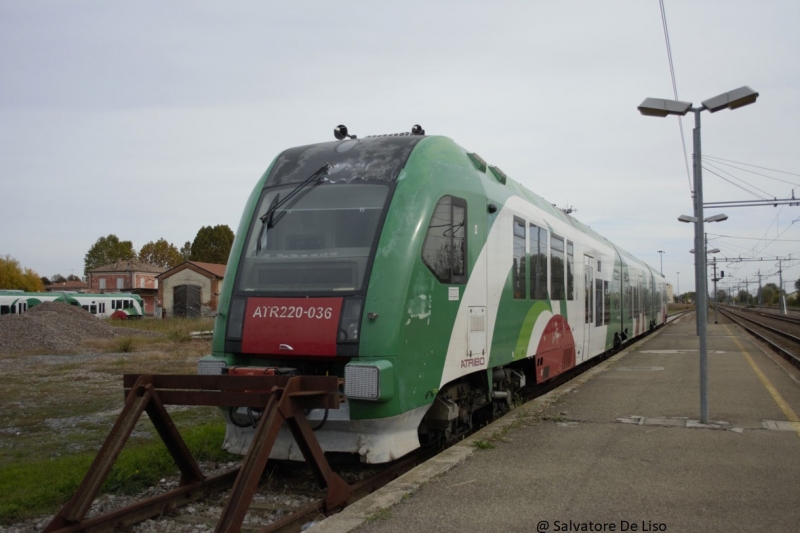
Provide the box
[0,302,162,355]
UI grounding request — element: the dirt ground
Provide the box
[0,304,218,469]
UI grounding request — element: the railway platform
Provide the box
[313,314,800,533]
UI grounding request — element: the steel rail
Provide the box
[727,307,800,327]
[255,449,434,533]
[718,308,800,369]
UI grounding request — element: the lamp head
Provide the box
[701,86,759,113]
[705,213,728,223]
[638,98,693,117]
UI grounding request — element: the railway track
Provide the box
[718,305,800,369]
[35,318,680,533]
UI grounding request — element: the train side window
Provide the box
[595,279,603,327]
[567,241,574,300]
[512,217,526,299]
[551,235,565,300]
[529,223,548,300]
[421,196,468,284]
[603,280,610,325]
[0,305,8,315]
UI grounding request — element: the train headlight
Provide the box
[337,298,362,342]
[345,360,394,402]
[198,358,226,375]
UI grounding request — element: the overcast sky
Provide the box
[1,1,798,296]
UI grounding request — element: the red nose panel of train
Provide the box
[242,297,343,356]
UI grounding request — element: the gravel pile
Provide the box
[0,302,162,355]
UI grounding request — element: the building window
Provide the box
[99,279,106,290]
[117,278,124,290]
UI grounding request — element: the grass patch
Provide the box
[117,337,136,352]
[472,439,495,450]
[0,421,235,524]
[365,507,393,521]
[108,317,215,343]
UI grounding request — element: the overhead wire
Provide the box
[658,0,692,193]
[698,156,800,284]
[703,155,800,180]
[707,233,800,243]
[701,162,773,200]
[703,155,800,199]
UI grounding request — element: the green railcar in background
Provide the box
[0,291,144,319]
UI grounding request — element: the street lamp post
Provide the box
[639,86,758,424]
[658,250,665,275]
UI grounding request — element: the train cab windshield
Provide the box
[237,182,390,293]
[235,136,422,295]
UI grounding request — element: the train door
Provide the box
[468,306,486,360]
[583,255,594,359]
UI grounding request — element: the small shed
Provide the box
[156,261,226,318]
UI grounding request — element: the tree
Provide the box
[51,273,67,283]
[761,283,780,305]
[67,274,82,282]
[795,277,800,292]
[737,290,751,304]
[180,241,192,260]
[41,276,52,286]
[84,235,136,275]
[0,255,45,291]
[139,238,183,268]
[190,225,234,264]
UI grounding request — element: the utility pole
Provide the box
[658,250,665,275]
[711,259,720,324]
[758,270,763,309]
[744,278,750,305]
[677,272,680,303]
[778,257,786,315]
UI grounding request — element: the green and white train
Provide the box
[199,127,667,463]
[0,291,145,319]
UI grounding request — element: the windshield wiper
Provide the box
[256,163,331,252]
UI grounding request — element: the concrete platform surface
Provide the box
[310,315,800,533]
